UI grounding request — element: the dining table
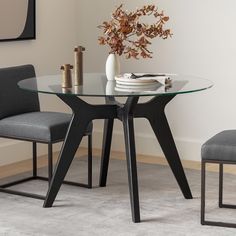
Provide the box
[18,73,213,223]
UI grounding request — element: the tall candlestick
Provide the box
[74,46,85,86]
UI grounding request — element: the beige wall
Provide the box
[75,0,236,161]
[1,0,236,166]
[0,0,77,165]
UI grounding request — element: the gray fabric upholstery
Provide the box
[0,112,92,143]
[201,130,236,161]
[0,65,93,144]
[0,65,40,119]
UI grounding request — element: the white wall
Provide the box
[1,0,236,166]
[0,0,77,165]
[76,0,236,161]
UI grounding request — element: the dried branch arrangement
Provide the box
[98,4,172,59]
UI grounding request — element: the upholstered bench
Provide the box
[201,130,236,228]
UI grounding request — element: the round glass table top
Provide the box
[18,73,213,97]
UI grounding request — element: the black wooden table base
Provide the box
[43,95,193,223]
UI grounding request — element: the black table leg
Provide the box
[43,93,192,223]
[121,97,140,223]
[135,96,192,199]
[44,113,90,207]
[99,118,114,187]
[44,95,117,208]
[149,112,192,199]
[99,96,116,187]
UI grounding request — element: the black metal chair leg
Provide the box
[88,134,92,188]
[201,160,236,228]
[37,135,93,190]
[201,161,206,225]
[33,142,37,177]
[219,163,223,208]
[48,144,53,184]
[0,188,45,200]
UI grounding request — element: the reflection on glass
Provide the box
[62,87,72,94]
[106,81,115,95]
[18,73,213,97]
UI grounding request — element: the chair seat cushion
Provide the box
[0,112,92,143]
[202,130,236,161]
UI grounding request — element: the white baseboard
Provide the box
[85,130,203,162]
[0,130,202,167]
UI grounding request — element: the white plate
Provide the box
[116,80,158,86]
[115,75,156,84]
[115,73,174,86]
[123,73,177,77]
[115,86,165,93]
[116,83,159,89]
[115,83,163,92]
[115,87,154,92]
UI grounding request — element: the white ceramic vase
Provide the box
[105,81,115,95]
[105,53,120,81]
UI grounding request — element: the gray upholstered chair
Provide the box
[0,65,93,200]
[201,130,236,228]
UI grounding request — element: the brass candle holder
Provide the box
[61,64,73,88]
[74,46,85,86]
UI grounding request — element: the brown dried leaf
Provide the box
[98,4,172,58]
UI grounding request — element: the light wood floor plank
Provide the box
[0,148,236,179]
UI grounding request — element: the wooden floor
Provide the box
[0,147,236,179]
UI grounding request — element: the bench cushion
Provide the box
[0,112,92,143]
[202,130,236,161]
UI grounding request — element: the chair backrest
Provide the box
[0,64,40,120]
